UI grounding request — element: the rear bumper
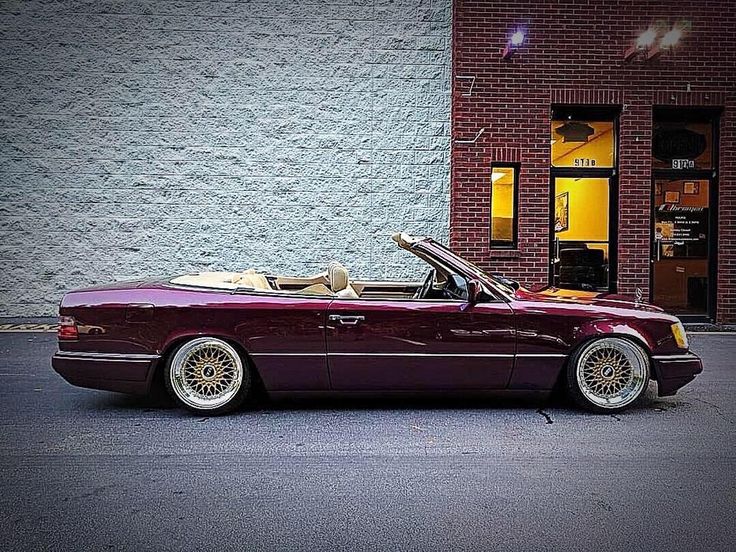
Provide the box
[52,351,160,394]
[652,352,703,396]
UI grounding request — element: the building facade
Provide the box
[0,0,451,317]
[2,0,734,323]
[451,0,736,323]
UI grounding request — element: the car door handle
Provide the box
[328,315,365,325]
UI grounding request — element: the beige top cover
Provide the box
[170,269,271,291]
[170,265,358,297]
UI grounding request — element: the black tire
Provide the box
[164,337,251,415]
[566,336,650,413]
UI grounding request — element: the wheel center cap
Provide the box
[601,365,615,379]
[201,364,216,380]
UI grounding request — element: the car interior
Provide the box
[170,261,471,301]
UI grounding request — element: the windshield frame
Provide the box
[414,239,518,300]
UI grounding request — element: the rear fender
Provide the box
[155,330,264,392]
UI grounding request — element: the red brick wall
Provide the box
[451,0,736,322]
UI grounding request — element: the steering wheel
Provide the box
[414,269,435,299]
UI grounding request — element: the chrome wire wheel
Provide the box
[574,337,649,410]
[169,338,244,411]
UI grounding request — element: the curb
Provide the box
[0,323,57,333]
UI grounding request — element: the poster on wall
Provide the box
[664,191,680,204]
[554,192,569,232]
[684,181,700,195]
[655,205,708,258]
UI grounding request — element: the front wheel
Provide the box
[566,337,650,413]
[165,337,250,415]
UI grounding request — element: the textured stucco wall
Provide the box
[0,0,451,317]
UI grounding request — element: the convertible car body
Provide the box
[52,233,702,414]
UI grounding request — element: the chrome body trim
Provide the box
[330,352,515,358]
[54,351,160,362]
[651,354,701,361]
[251,352,514,358]
[250,353,324,357]
[252,352,567,358]
[515,353,568,358]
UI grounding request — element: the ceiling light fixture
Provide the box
[491,171,506,183]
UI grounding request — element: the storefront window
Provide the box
[490,165,517,248]
[652,179,711,314]
[552,177,611,291]
[551,120,615,168]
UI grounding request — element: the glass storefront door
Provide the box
[652,178,713,315]
[651,108,719,319]
[551,177,612,291]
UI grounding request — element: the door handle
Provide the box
[328,314,365,325]
[651,235,661,263]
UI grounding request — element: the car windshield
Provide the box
[427,240,519,296]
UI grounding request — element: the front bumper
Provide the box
[52,351,160,394]
[652,352,703,396]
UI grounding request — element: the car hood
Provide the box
[518,287,665,313]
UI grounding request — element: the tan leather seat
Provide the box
[328,262,359,298]
[231,269,271,290]
[298,283,333,296]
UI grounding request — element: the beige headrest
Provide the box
[328,262,349,292]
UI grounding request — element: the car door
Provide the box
[229,293,331,392]
[325,296,516,390]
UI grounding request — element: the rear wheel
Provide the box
[165,337,250,415]
[566,337,649,413]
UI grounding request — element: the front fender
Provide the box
[569,318,680,386]
[572,319,655,353]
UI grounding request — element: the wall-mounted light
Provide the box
[624,20,690,63]
[624,26,659,61]
[637,28,658,49]
[660,26,683,49]
[510,30,526,46]
[502,28,526,60]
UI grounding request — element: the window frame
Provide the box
[489,163,520,249]
[548,105,621,293]
[652,106,720,171]
[550,105,620,170]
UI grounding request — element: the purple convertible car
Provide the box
[52,233,702,415]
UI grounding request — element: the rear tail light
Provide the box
[58,316,79,340]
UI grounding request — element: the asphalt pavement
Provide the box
[0,332,734,552]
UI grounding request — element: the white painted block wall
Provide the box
[0,0,451,317]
